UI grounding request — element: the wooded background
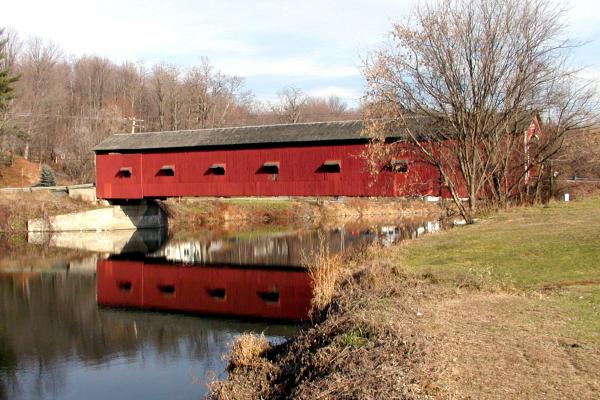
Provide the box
[0,29,359,181]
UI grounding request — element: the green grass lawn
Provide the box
[394,197,600,343]
[399,197,600,289]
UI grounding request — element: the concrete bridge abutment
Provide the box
[27,203,167,232]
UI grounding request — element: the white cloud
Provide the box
[2,0,598,103]
[217,57,359,78]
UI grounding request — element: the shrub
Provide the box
[304,235,344,314]
[226,333,269,371]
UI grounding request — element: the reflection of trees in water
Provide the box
[0,333,17,400]
[0,274,263,399]
[155,218,439,267]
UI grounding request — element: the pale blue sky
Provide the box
[3,0,599,107]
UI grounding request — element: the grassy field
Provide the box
[397,198,600,344]
[400,197,600,288]
[213,198,600,399]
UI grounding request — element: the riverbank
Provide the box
[211,198,600,399]
[0,192,441,270]
[162,197,440,230]
[0,191,97,238]
[0,193,440,237]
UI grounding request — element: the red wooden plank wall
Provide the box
[96,153,143,199]
[95,142,441,199]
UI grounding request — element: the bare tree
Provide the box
[150,64,179,131]
[182,58,247,129]
[271,86,307,123]
[302,95,355,121]
[16,37,67,160]
[552,125,600,180]
[363,0,597,222]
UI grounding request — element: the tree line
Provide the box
[0,29,358,181]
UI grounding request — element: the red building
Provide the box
[92,120,440,200]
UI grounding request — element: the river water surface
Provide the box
[0,217,440,399]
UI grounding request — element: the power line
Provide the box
[6,112,129,122]
[4,112,362,128]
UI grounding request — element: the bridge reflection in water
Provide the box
[28,217,441,322]
[6,217,442,399]
[97,259,313,321]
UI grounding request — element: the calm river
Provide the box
[0,217,440,399]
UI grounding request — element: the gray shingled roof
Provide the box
[93,120,384,152]
[93,115,535,152]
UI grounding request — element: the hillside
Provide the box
[0,156,40,188]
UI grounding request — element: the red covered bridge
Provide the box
[92,118,538,200]
[92,120,443,200]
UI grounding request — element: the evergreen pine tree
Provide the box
[37,165,56,187]
[0,29,18,113]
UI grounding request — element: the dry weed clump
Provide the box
[304,239,400,317]
[226,333,270,371]
[211,333,276,400]
[303,235,345,315]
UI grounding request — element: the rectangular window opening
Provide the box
[157,284,176,296]
[206,288,226,300]
[258,161,280,174]
[320,160,341,173]
[117,167,132,178]
[157,165,175,176]
[386,159,409,173]
[207,163,226,175]
[257,289,280,304]
[117,281,132,291]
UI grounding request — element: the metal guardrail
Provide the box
[562,178,600,184]
[0,183,95,193]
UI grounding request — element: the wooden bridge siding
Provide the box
[95,142,439,199]
[95,153,143,199]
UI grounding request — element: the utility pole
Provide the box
[127,117,145,133]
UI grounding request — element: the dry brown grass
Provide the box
[210,262,444,399]
[162,198,301,229]
[303,235,346,315]
[210,333,274,400]
[226,333,270,371]
[0,191,96,235]
[210,257,600,400]
[417,292,600,399]
[0,155,39,188]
